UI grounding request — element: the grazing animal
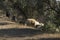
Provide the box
[6,13,10,17]
[25,18,44,28]
[11,16,16,22]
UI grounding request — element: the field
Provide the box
[0,16,60,40]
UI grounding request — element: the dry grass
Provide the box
[0,16,60,40]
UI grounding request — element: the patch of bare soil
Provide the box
[0,16,60,40]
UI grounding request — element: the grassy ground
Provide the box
[0,16,60,40]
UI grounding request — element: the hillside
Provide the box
[0,15,59,40]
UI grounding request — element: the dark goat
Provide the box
[6,13,10,17]
[11,16,16,22]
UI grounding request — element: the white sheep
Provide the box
[25,19,44,28]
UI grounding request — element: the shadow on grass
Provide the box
[40,38,60,40]
[0,28,43,37]
[26,38,60,40]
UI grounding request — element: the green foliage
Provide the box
[0,0,60,33]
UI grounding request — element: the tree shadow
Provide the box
[39,38,60,40]
[26,38,60,40]
[0,28,43,37]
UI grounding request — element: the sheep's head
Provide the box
[39,23,44,26]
